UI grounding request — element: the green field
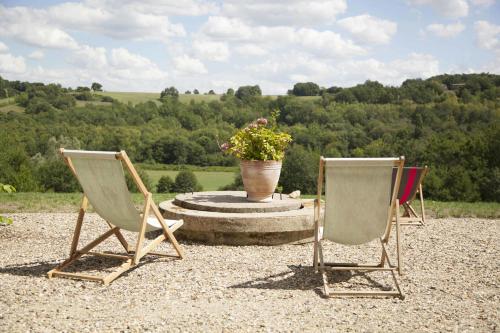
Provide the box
[75,100,113,107]
[0,97,24,113]
[0,97,15,106]
[96,91,221,105]
[145,170,235,191]
[1,193,499,218]
[0,104,24,113]
[0,192,175,213]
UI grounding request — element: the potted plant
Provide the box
[220,111,292,202]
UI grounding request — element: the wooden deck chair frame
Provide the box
[47,149,185,285]
[313,156,405,299]
[398,166,429,226]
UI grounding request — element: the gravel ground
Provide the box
[0,213,498,332]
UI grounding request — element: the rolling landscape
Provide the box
[0,1,499,331]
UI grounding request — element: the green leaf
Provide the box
[0,216,13,225]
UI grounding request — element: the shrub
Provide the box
[74,91,93,101]
[218,173,244,191]
[156,175,174,193]
[172,170,202,193]
[280,145,319,194]
[101,96,114,102]
[222,111,292,161]
[0,184,15,225]
[126,167,153,193]
[37,159,80,192]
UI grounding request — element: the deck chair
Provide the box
[47,149,184,285]
[313,157,405,298]
[392,166,429,226]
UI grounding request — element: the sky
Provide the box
[0,0,499,95]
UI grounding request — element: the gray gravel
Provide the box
[0,213,498,332]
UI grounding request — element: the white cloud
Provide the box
[201,16,254,41]
[331,54,439,86]
[295,28,367,58]
[110,48,153,69]
[245,52,439,92]
[28,50,45,60]
[0,53,27,74]
[67,46,168,89]
[72,45,108,68]
[235,44,268,56]
[408,0,469,18]
[0,2,188,51]
[474,21,500,51]
[0,41,8,53]
[337,14,397,44]
[173,55,208,74]
[426,22,465,38]
[48,2,186,42]
[90,0,219,17]
[470,0,495,7]
[193,40,230,62]
[221,0,347,26]
[201,17,365,58]
[0,5,79,49]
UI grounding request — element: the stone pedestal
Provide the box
[159,191,318,245]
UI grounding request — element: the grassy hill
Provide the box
[96,91,221,105]
[0,97,23,113]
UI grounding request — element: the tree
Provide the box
[226,88,234,96]
[235,85,262,100]
[193,89,199,94]
[292,82,320,96]
[172,170,202,192]
[160,86,179,99]
[280,145,319,194]
[91,82,103,91]
[185,90,192,94]
[156,175,174,193]
[208,89,216,95]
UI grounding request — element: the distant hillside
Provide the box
[0,73,498,202]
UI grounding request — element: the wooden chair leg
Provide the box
[151,202,185,259]
[395,208,403,276]
[419,184,426,225]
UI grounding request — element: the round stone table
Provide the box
[159,191,316,245]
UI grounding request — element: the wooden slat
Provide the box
[321,266,396,272]
[133,193,151,264]
[313,157,324,270]
[150,202,185,259]
[384,156,404,242]
[102,260,133,285]
[137,234,166,259]
[395,199,403,276]
[88,251,133,260]
[326,291,401,297]
[119,151,149,196]
[51,271,104,282]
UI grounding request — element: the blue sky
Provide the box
[0,0,499,94]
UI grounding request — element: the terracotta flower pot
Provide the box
[240,160,282,202]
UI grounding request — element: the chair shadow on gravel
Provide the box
[0,254,166,280]
[230,265,392,297]
[229,265,343,293]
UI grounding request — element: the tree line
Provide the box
[0,74,498,202]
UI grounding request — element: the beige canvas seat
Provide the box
[48,149,184,285]
[392,166,429,226]
[313,157,405,298]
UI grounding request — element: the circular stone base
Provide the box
[159,191,316,245]
[173,191,302,213]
